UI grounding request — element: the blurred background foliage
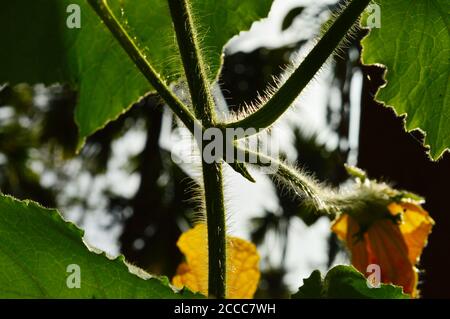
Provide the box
[0,1,449,298]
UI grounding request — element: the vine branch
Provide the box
[241,148,332,215]
[241,148,409,222]
[225,0,371,133]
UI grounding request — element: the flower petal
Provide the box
[172,224,260,298]
[332,212,421,296]
[331,214,349,242]
[331,215,369,272]
[172,224,208,296]
[388,202,434,264]
[366,219,417,296]
[227,236,260,299]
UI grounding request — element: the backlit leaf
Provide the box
[361,0,450,159]
[0,194,201,298]
[0,0,273,147]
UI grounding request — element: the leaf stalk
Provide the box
[225,0,371,133]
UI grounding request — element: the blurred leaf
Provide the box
[292,265,409,299]
[281,7,304,31]
[296,205,321,226]
[292,270,323,298]
[361,0,450,160]
[250,211,281,245]
[0,0,273,147]
[0,194,201,298]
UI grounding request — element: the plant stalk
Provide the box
[240,147,332,215]
[167,0,216,124]
[168,0,227,298]
[201,162,227,299]
[225,0,371,133]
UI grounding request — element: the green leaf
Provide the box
[0,0,273,147]
[0,194,202,298]
[361,0,450,160]
[292,265,409,299]
[291,270,323,298]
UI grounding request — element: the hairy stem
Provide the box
[276,160,330,214]
[201,162,227,298]
[87,0,199,133]
[241,147,333,215]
[168,0,227,298]
[243,148,398,220]
[168,0,256,183]
[168,0,216,124]
[225,0,371,133]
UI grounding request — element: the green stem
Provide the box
[225,0,371,133]
[276,160,329,214]
[240,147,333,215]
[201,162,227,299]
[168,0,216,124]
[168,0,227,298]
[87,0,199,133]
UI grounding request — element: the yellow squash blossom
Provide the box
[172,224,260,298]
[332,201,434,297]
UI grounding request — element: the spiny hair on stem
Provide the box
[318,0,362,59]
[182,0,217,82]
[221,43,328,128]
[269,157,402,220]
[183,174,207,226]
[222,0,363,128]
[272,159,335,215]
[166,124,206,226]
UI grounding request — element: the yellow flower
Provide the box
[172,224,260,298]
[332,201,434,297]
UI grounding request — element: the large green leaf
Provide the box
[361,0,450,160]
[0,194,201,298]
[292,265,409,299]
[0,0,272,147]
